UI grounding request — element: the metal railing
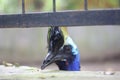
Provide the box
[0,0,120,28]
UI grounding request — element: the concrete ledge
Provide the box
[0,65,120,80]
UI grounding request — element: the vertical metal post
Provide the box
[118,0,120,8]
[84,0,88,10]
[53,0,56,12]
[51,0,56,27]
[22,0,25,14]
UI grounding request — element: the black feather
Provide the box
[48,26,64,53]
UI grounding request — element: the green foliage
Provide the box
[0,0,19,14]
[87,0,119,9]
[42,0,66,11]
[0,0,119,13]
[64,0,84,10]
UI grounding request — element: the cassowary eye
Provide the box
[63,45,72,53]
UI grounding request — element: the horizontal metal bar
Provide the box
[0,9,120,28]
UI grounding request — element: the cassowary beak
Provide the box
[41,52,57,70]
[41,51,66,70]
[41,52,54,70]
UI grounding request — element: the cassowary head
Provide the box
[41,27,80,71]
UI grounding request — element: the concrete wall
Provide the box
[0,26,120,64]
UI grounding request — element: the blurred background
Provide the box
[0,0,120,71]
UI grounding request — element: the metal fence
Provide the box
[0,0,120,28]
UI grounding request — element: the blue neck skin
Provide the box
[56,36,80,71]
[56,53,80,71]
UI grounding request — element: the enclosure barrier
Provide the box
[0,0,120,28]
